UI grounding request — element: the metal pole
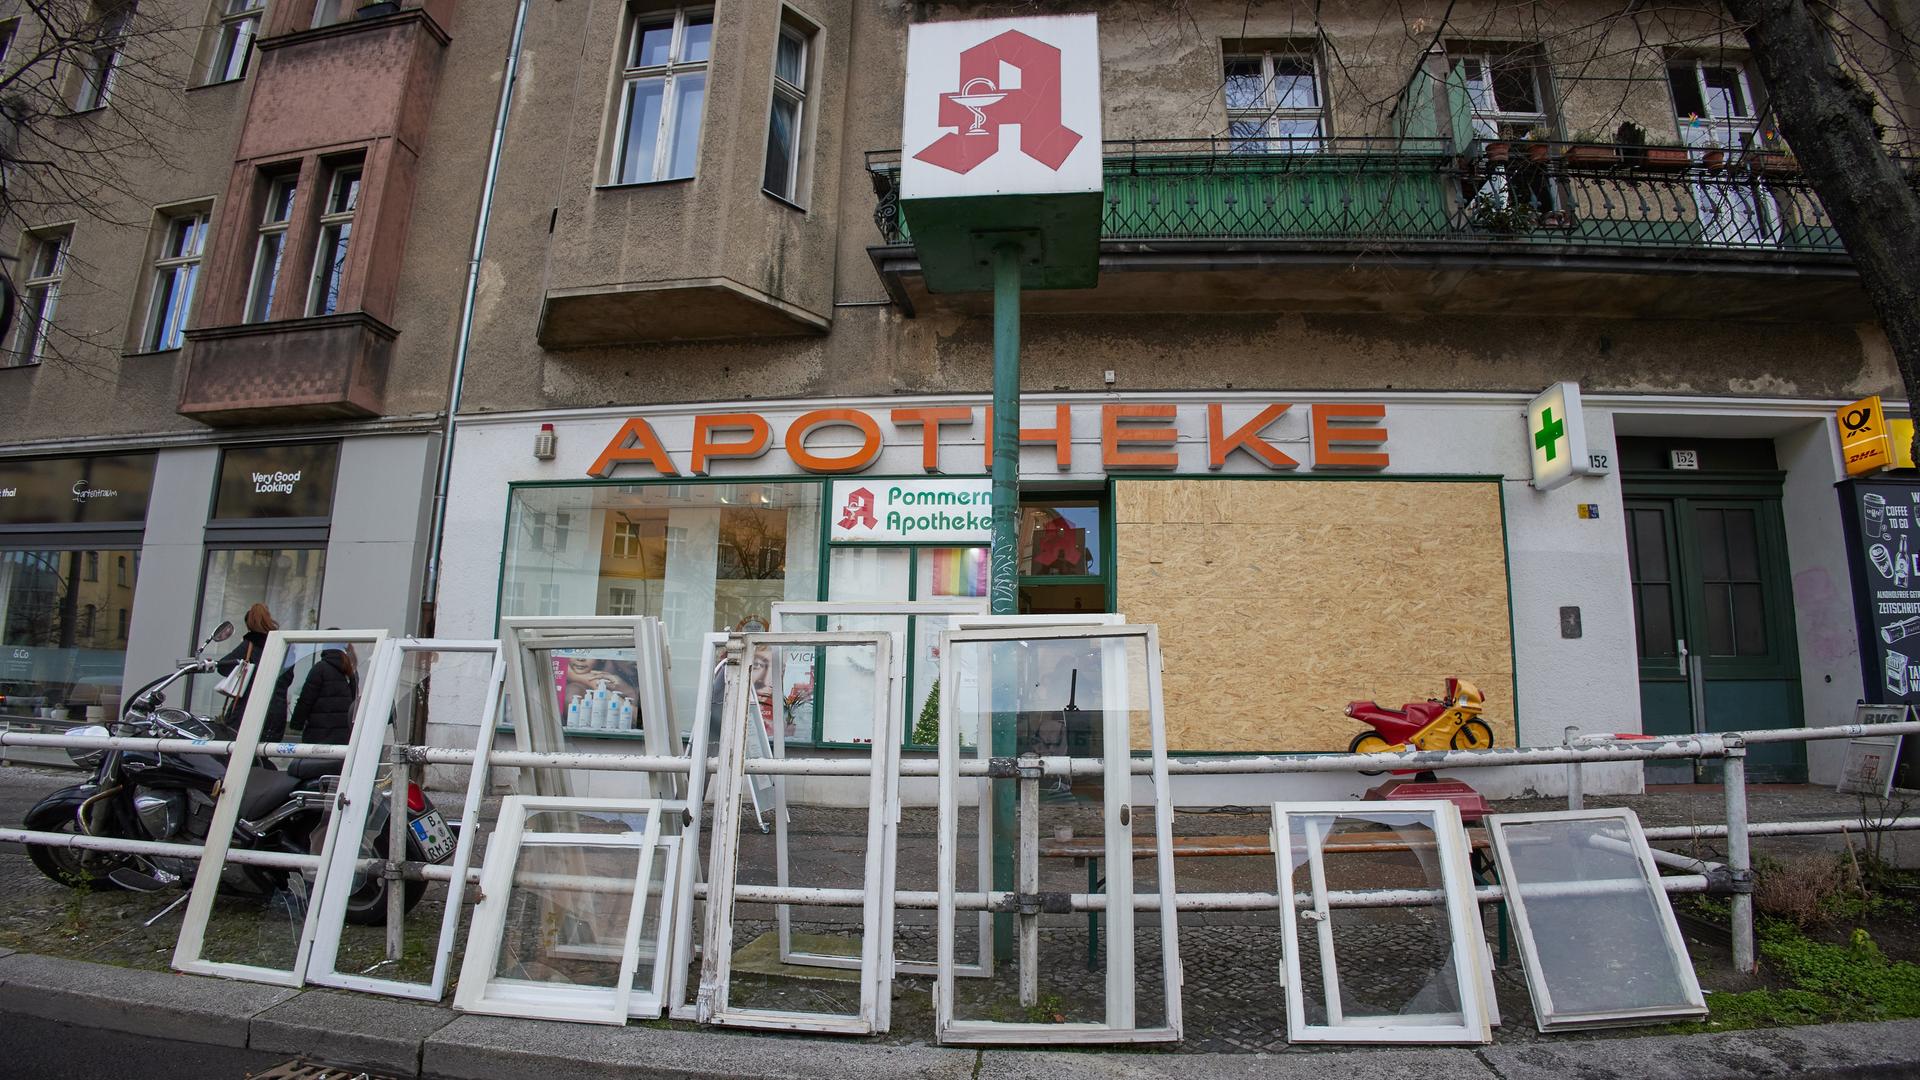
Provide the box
[1724,740,1755,973]
[1564,724,1583,810]
[1019,768,1039,1005]
[989,241,1022,955]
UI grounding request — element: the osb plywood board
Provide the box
[1116,480,1515,753]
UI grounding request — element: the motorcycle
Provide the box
[23,621,452,925]
[1345,677,1496,765]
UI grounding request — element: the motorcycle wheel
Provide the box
[1451,719,1495,751]
[26,816,132,890]
[1349,731,1394,776]
[343,832,428,927]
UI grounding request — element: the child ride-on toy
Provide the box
[1346,678,1496,758]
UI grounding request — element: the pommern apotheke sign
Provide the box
[832,479,994,543]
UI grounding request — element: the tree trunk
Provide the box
[1726,0,1920,459]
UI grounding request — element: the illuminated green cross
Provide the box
[1535,407,1565,461]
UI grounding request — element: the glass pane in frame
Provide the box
[1487,809,1706,1030]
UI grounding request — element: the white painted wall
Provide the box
[1776,418,1865,784]
[123,446,219,695]
[319,434,438,635]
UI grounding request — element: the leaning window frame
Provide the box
[1486,807,1708,1030]
[172,628,389,986]
[768,600,988,979]
[610,5,713,185]
[1269,799,1493,1044]
[144,209,208,351]
[304,637,506,1000]
[698,630,900,1035]
[500,615,680,796]
[452,794,668,1024]
[933,621,1179,1045]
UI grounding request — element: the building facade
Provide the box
[4,1,1917,801]
[0,0,512,719]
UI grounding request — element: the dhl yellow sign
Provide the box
[1839,396,1893,476]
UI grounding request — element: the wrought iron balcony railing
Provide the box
[865,137,1850,259]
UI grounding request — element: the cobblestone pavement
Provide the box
[1,762,1910,1053]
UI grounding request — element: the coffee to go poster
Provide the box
[1841,478,1920,704]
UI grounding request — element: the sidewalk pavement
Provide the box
[2,948,1918,1080]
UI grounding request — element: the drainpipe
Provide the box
[420,0,529,632]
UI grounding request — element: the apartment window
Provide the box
[144,209,207,351]
[612,521,641,558]
[207,0,262,83]
[538,583,562,616]
[312,0,353,28]
[116,554,128,585]
[72,4,132,112]
[0,19,19,69]
[606,586,638,616]
[85,552,99,581]
[245,175,297,322]
[613,6,712,184]
[1224,45,1326,152]
[306,165,360,316]
[1668,60,1762,148]
[763,18,812,202]
[9,230,68,366]
[1454,48,1552,139]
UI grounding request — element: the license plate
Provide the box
[410,810,455,862]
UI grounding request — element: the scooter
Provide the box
[22,621,450,925]
[1346,678,1496,757]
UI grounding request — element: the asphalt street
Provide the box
[1,1009,289,1078]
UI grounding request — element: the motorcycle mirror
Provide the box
[210,620,235,644]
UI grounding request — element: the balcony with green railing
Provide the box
[866,136,1851,259]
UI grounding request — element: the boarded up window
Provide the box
[1115,479,1515,752]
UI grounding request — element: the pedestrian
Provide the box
[214,603,276,726]
[290,639,360,746]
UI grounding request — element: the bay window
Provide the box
[763,17,813,202]
[245,175,297,322]
[306,165,360,316]
[612,6,711,184]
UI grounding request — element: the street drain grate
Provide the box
[247,1061,403,1080]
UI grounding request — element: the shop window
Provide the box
[190,546,326,713]
[144,207,209,352]
[204,0,262,84]
[501,481,821,730]
[0,454,155,526]
[611,5,712,184]
[1223,42,1326,152]
[762,12,815,204]
[211,442,340,521]
[306,163,361,316]
[1018,494,1109,617]
[9,228,69,367]
[0,547,142,717]
[245,175,298,322]
[70,2,131,112]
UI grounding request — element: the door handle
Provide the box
[1677,637,1689,675]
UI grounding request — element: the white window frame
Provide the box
[933,621,1179,1045]
[698,630,899,1035]
[768,600,986,979]
[207,0,262,83]
[610,520,641,558]
[605,586,638,616]
[304,638,506,1001]
[12,229,68,365]
[1486,808,1708,1030]
[144,209,208,351]
[305,164,360,316]
[245,175,297,322]
[1454,49,1551,140]
[453,794,668,1024]
[500,616,681,799]
[761,18,810,202]
[1270,800,1493,1044]
[1224,44,1327,152]
[172,629,389,986]
[610,5,712,184]
[72,4,130,112]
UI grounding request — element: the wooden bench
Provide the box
[1037,828,1500,968]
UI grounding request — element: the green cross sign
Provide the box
[1535,407,1565,461]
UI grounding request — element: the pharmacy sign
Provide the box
[1527,382,1608,491]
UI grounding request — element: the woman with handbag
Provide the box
[214,603,277,725]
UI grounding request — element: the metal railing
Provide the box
[865,137,1855,259]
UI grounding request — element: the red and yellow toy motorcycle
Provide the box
[1346,678,1496,756]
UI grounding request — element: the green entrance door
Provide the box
[1625,483,1805,783]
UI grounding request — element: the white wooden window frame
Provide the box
[768,600,987,978]
[1454,50,1551,139]
[304,164,360,317]
[144,210,208,352]
[698,630,899,1035]
[1486,808,1707,1030]
[453,795,666,1024]
[1269,800,1492,1044]
[304,638,505,1000]
[1223,45,1327,152]
[206,0,263,83]
[172,629,389,986]
[13,229,68,365]
[500,616,679,799]
[933,622,1180,1045]
[762,18,810,202]
[665,630,732,1019]
[610,5,712,184]
[244,175,297,323]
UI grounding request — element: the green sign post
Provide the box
[900,13,1105,953]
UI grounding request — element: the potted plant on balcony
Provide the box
[1563,127,1618,167]
[1517,127,1553,163]
[1469,192,1539,236]
[1748,129,1801,176]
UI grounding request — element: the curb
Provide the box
[2,951,1919,1079]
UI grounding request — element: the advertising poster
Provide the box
[1840,479,1920,791]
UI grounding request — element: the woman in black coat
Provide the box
[214,603,278,726]
[290,644,360,745]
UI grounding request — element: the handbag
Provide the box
[216,642,254,700]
